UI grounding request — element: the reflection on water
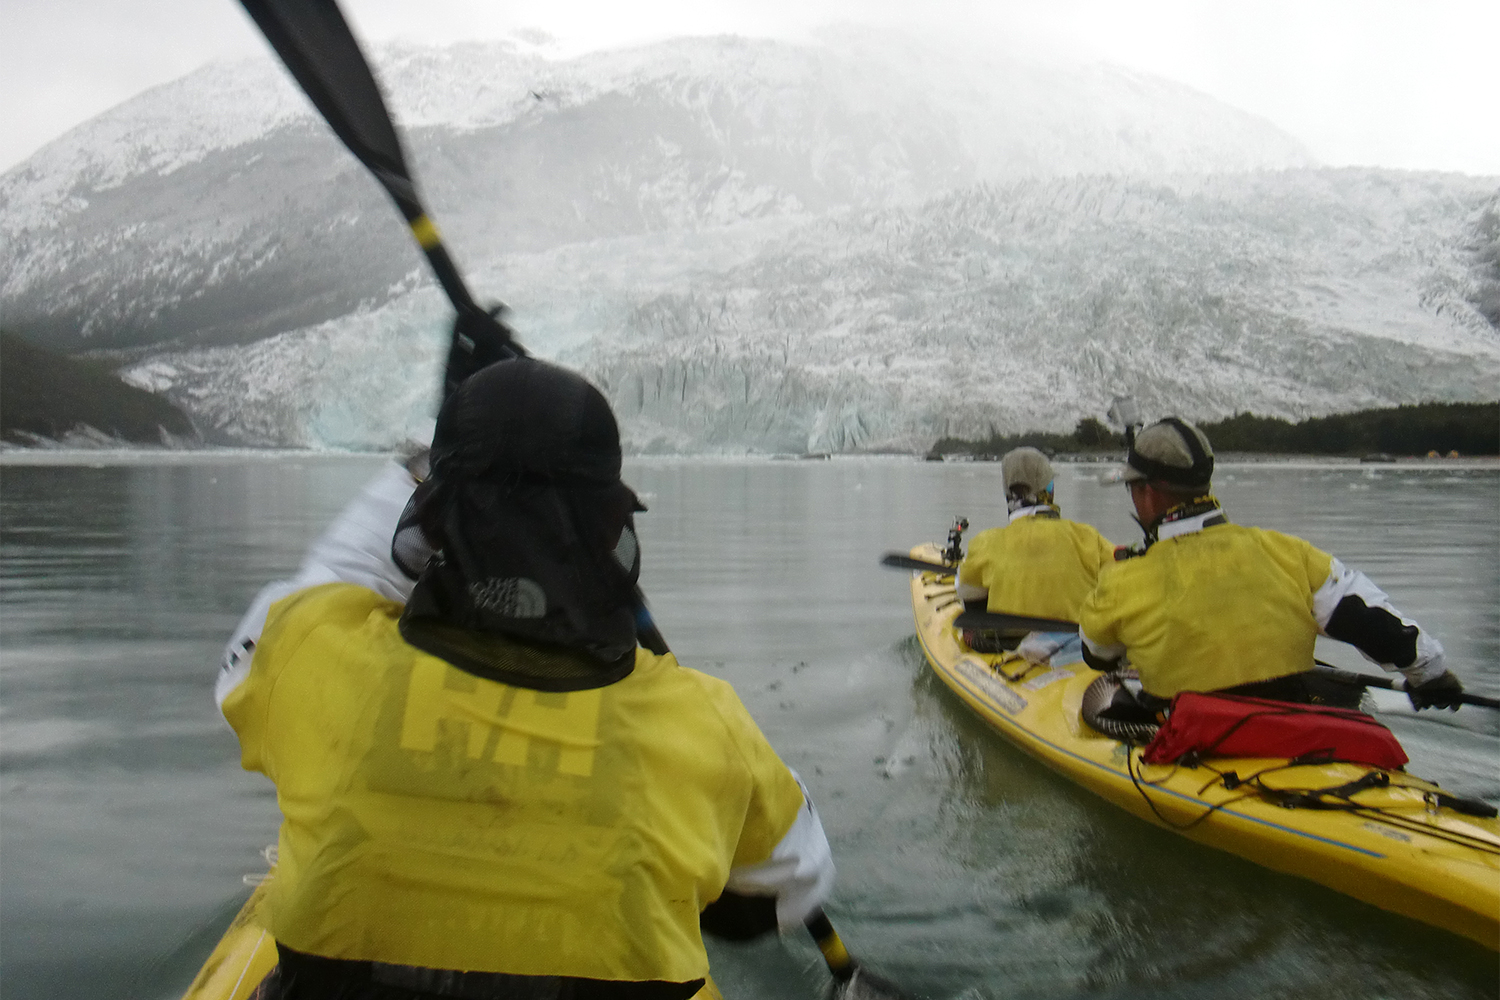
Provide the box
[0,457,389,1000]
[906,664,1498,999]
[1,456,1496,999]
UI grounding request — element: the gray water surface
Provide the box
[1,455,1496,999]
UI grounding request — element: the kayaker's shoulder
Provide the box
[1234,524,1329,558]
[634,650,743,707]
[277,581,401,619]
[965,524,1007,546]
[1059,517,1112,543]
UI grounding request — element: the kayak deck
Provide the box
[906,542,1500,951]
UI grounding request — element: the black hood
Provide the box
[393,358,645,690]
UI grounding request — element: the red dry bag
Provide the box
[1142,692,1408,769]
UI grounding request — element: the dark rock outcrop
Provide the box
[0,332,195,445]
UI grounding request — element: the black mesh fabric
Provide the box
[392,478,439,580]
[396,358,645,688]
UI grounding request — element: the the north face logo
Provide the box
[469,577,546,618]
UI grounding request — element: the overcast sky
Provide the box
[3,0,1498,176]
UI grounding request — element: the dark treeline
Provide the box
[0,332,195,445]
[931,402,1499,458]
[1199,403,1498,456]
[930,417,1117,459]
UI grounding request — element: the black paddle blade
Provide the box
[826,967,917,1000]
[880,553,954,575]
[240,0,519,380]
[239,0,418,215]
[1312,664,1500,710]
[953,608,1078,634]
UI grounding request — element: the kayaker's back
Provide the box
[223,581,806,983]
[960,515,1114,620]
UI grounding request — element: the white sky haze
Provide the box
[2,0,1497,175]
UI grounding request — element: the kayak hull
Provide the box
[181,881,277,1000]
[907,542,1500,951]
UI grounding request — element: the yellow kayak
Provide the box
[181,868,725,1000]
[181,879,277,1000]
[905,541,1500,951]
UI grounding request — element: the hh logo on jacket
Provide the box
[399,659,603,777]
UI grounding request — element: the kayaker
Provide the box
[1077,417,1465,711]
[956,447,1114,652]
[215,357,836,1000]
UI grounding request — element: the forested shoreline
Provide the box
[929,402,1500,459]
[0,332,195,446]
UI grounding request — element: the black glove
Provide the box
[443,304,524,400]
[1407,670,1464,711]
[698,890,777,942]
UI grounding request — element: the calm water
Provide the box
[1,454,1496,999]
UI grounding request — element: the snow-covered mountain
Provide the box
[107,169,1499,452]
[4,31,1495,453]
[2,30,1310,352]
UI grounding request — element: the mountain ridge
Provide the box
[3,32,1312,352]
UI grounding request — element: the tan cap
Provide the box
[1002,447,1055,496]
[1119,418,1214,488]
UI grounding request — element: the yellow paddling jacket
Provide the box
[959,508,1116,620]
[1078,519,1333,698]
[222,582,809,983]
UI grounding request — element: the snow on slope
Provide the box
[586,170,1500,453]
[0,57,306,235]
[0,38,561,233]
[120,169,1499,453]
[2,31,1312,352]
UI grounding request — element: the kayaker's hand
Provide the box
[1407,670,1464,711]
[444,304,520,399]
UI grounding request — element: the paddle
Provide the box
[237,0,522,394]
[953,609,1079,635]
[806,910,913,999]
[1313,663,1499,710]
[236,0,676,652]
[879,552,955,575]
[238,2,904,992]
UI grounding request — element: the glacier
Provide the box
[116,171,1500,453]
[4,31,1496,454]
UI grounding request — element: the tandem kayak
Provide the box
[902,541,1500,950]
[180,864,726,1000]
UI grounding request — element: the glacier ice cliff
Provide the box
[118,170,1500,453]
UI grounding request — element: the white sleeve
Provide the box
[1082,633,1126,663]
[215,461,419,710]
[724,774,836,929]
[1312,557,1446,685]
[956,582,988,603]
